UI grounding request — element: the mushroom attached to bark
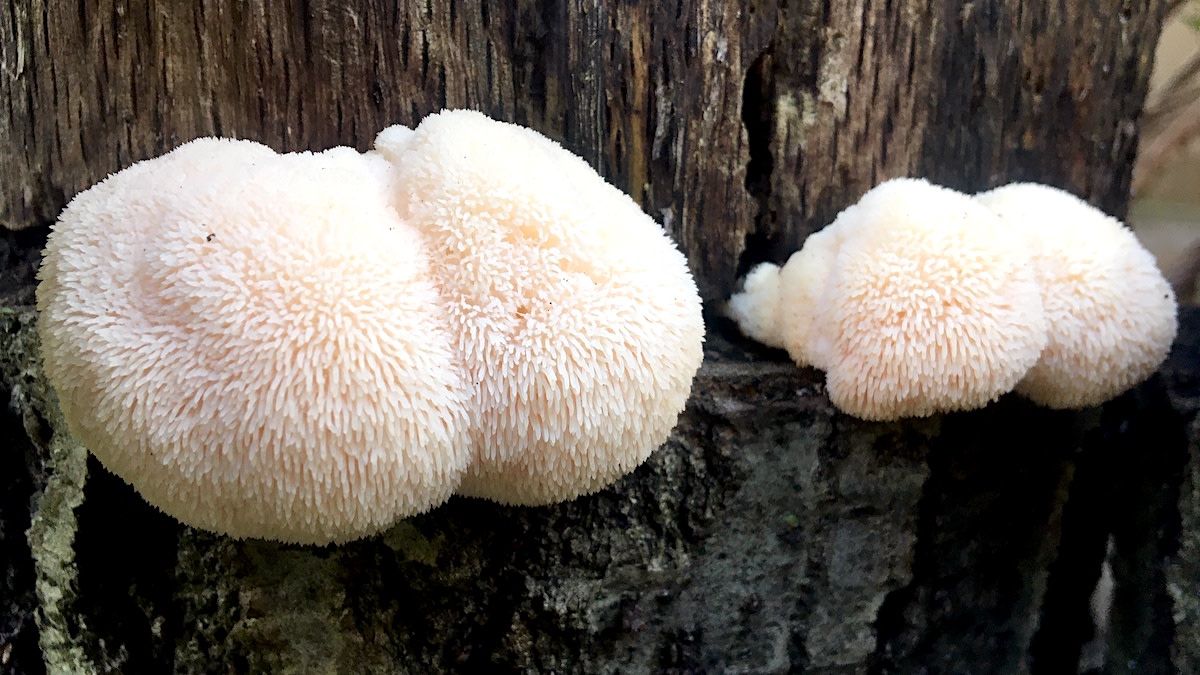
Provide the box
[976,182,1178,408]
[729,178,1049,421]
[375,110,706,504]
[37,138,472,544]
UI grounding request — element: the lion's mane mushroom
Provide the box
[976,182,1178,408]
[37,138,472,544]
[374,110,705,505]
[728,219,846,368]
[729,178,1049,421]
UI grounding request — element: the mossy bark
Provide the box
[0,1,1189,673]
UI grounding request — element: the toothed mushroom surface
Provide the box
[729,178,1048,421]
[37,139,472,544]
[726,262,786,350]
[814,179,1048,420]
[976,182,1178,408]
[376,110,705,504]
[38,110,707,538]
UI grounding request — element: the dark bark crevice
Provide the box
[0,390,44,675]
[71,460,181,673]
[737,47,782,281]
[870,400,1087,673]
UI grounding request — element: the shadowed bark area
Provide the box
[0,1,1191,673]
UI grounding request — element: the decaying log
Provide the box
[0,1,1189,673]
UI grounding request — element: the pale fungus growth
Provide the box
[375,110,706,505]
[728,223,845,368]
[729,178,1049,421]
[38,112,706,540]
[731,177,1180,418]
[725,262,786,351]
[975,182,1178,408]
[37,138,473,544]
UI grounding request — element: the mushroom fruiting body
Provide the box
[725,262,786,350]
[38,111,707,538]
[729,222,847,368]
[37,139,472,544]
[375,110,705,504]
[729,178,1049,420]
[975,183,1178,408]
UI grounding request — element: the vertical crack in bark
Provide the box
[1029,383,1188,674]
[1026,426,1115,673]
[867,403,1091,673]
[73,459,181,673]
[0,394,43,675]
[736,46,779,282]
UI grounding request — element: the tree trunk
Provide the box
[0,1,1190,673]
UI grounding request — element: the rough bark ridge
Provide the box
[2,0,764,302]
[0,0,1190,673]
[4,1,1162,299]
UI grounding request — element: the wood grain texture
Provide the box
[0,0,1169,303]
[0,3,1188,673]
[1,0,766,304]
[744,0,1170,266]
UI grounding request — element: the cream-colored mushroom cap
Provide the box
[976,183,1178,408]
[811,178,1048,420]
[376,110,705,505]
[37,138,472,544]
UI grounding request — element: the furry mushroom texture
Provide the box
[38,111,706,541]
[975,183,1177,408]
[37,138,473,544]
[728,178,1049,421]
[374,110,706,505]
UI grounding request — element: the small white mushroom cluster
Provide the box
[36,110,705,545]
[727,178,1177,421]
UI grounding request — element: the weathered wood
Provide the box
[2,1,1166,300]
[0,1,1185,673]
[745,0,1166,266]
[2,0,764,302]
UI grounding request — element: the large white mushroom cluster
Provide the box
[728,178,1177,421]
[36,110,705,545]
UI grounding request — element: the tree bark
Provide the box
[0,1,1189,674]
